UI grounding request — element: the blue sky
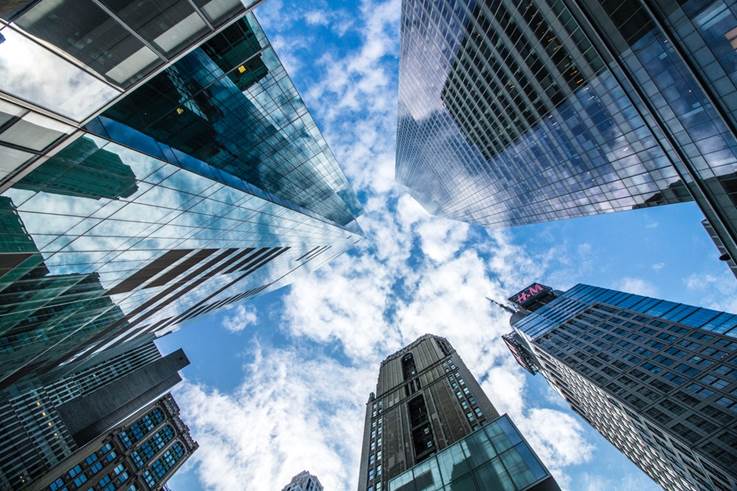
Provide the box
[157,1,737,489]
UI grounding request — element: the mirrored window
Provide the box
[15,0,161,87]
[0,27,119,120]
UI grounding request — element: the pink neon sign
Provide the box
[509,283,548,306]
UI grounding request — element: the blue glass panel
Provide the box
[680,308,720,328]
[606,291,631,306]
[662,304,698,323]
[616,294,642,309]
[630,297,661,313]
[436,443,470,484]
[707,315,737,335]
[646,300,680,317]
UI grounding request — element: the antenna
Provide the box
[486,297,516,315]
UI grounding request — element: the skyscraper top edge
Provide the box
[379,333,452,365]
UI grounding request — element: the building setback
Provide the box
[0,338,189,490]
[282,470,323,491]
[358,334,559,491]
[503,283,737,490]
[0,6,362,389]
[29,393,196,491]
[395,0,737,272]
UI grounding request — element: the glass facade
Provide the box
[0,0,257,183]
[507,283,737,489]
[396,0,737,263]
[514,283,737,340]
[388,415,554,491]
[0,12,362,390]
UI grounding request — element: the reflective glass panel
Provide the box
[436,443,470,484]
[101,0,208,55]
[0,112,73,151]
[0,144,33,177]
[15,0,161,87]
[0,27,119,119]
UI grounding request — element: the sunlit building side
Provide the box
[503,283,737,490]
[396,0,737,268]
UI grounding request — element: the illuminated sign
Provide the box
[508,283,550,307]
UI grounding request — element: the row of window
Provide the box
[48,443,117,491]
[142,442,186,490]
[539,351,723,490]
[131,425,176,469]
[118,407,166,449]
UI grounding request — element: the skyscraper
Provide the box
[0,338,189,489]
[0,8,362,388]
[359,334,559,491]
[0,0,264,186]
[282,470,323,491]
[28,393,196,491]
[395,0,737,266]
[502,283,737,490]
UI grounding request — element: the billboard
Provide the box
[508,282,551,308]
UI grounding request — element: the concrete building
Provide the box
[0,339,188,490]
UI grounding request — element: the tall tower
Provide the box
[282,470,323,491]
[395,0,737,268]
[503,283,737,490]
[358,334,559,491]
[0,8,362,389]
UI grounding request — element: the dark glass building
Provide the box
[358,334,559,491]
[396,0,737,266]
[0,338,189,490]
[503,283,737,490]
[29,393,197,491]
[0,7,362,388]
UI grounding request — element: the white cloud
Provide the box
[615,277,658,297]
[579,471,657,491]
[304,10,330,25]
[222,304,259,333]
[175,347,375,490]
[652,262,665,271]
[684,272,720,291]
[182,1,600,489]
[683,271,737,312]
[415,219,469,262]
[522,408,594,472]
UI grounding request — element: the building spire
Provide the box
[486,296,517,315]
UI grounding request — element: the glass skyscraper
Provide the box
[396,0,737,265]
[359,334,559,491]
[503,283,737,490]
[0,6,362,389]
